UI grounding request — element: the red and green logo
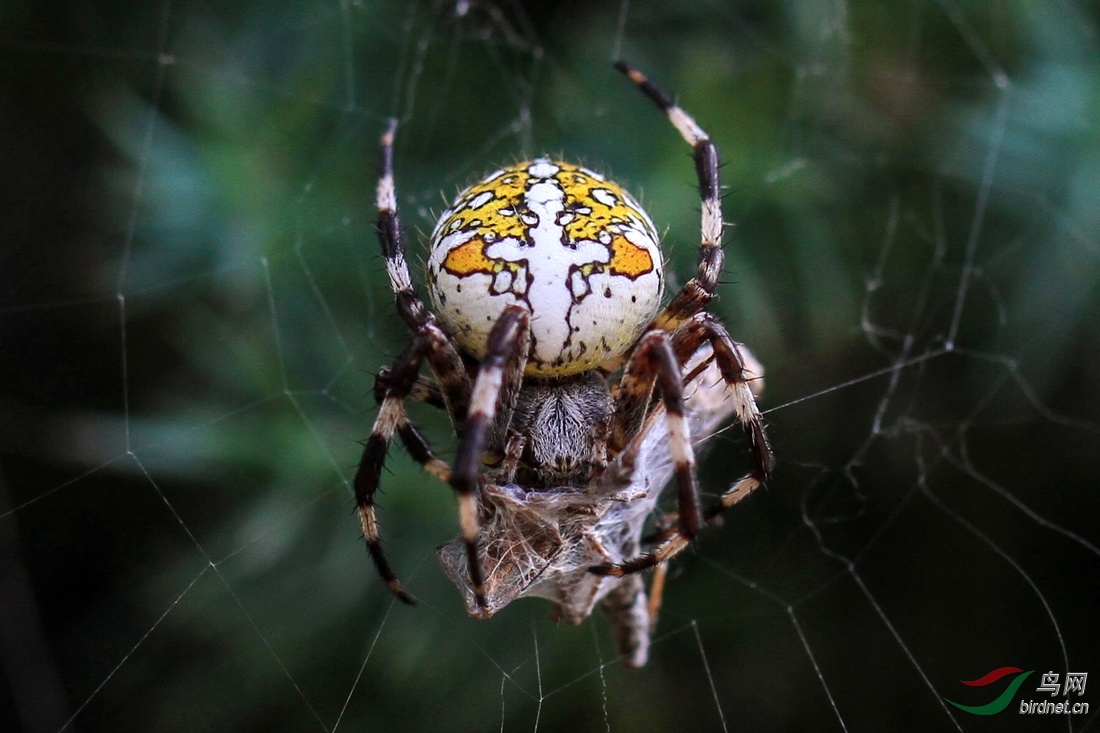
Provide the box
[944,667,1034,715]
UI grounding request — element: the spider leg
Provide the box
[646,563,668,629]
[671,313,773,483]
[374,368,445,411]
[599,573,650,668]
[613,60,725,335]
[497,431,526,485]
[358,119,478,604]
[368,372,452,487]
[609,330,704,539]
[355,335,445,605]
[593,314,774,577]
[451,305,531,608]
[376,119,471,425]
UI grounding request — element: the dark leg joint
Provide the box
[613,59,674,111]
[694,141,720,202]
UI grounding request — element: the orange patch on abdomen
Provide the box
[442,237,496,276]
[608,235,655,278]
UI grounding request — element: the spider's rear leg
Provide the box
[451,305,531,608]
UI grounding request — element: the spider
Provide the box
[356,60,773,668]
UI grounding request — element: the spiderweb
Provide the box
[2,1,1098,731]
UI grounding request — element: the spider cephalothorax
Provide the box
[355,61,773,668]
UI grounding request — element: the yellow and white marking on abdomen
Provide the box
[427,159,664,376]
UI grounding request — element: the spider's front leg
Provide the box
[375,118,471,420]
[451,305,531,608]
[359,117,476,605]
[613,60,725,337]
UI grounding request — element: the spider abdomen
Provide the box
[426,159,664,376]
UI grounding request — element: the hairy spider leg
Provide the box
[373,370,452,480]
[599,573,650,668]
[450,305,531,607]
[370,373,452,487]
[584,63,774,579]
[593,313,774,577]
[375,119,471,421]
[672,313,774,486]
[611,60,726,340]
[357,119,477,604]
[374,369,445,411]
[356,335,442,605]
[610,330,704,539]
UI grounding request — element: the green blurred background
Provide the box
[2,1,1098,731]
